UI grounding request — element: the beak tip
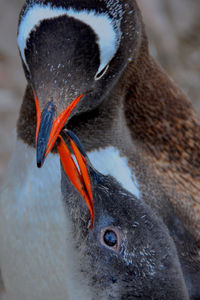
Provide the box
[36,156,44,168]
[37,161,42,168]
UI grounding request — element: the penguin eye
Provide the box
[104,230,117,247]
[100,227,121,251]
[95,64,109,80]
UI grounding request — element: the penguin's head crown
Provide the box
[17,0,143,110]
[17,0,125,87]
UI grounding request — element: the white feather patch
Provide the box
[17,4,121,73]
[0,139,93,300]
[88,146,140,199]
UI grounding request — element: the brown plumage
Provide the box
[124,47,200,241]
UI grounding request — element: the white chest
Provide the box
[0,140,91,300]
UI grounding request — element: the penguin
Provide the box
[16,0,200,241]
[0,0,200,298]
[58,130,190,300]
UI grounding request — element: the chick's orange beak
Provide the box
[57,135,94,228]
[34,91,83,167]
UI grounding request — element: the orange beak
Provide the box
[34,91,83,167]
[57,134,94,228]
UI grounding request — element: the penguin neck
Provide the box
[124,43,197,158]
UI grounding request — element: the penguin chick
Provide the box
[59,131,189,300]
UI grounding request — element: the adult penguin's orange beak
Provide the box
[34,91,83,168]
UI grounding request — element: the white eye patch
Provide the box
[17,4,122,74]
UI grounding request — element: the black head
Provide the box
[17,0,144,166]
[60,132,189,300]
[18,0,143,114]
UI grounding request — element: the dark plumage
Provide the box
[60,131,189,300]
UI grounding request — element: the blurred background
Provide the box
[0,0,200,184]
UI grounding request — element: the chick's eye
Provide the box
[103,230,117,247]
[100,227,121,251]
